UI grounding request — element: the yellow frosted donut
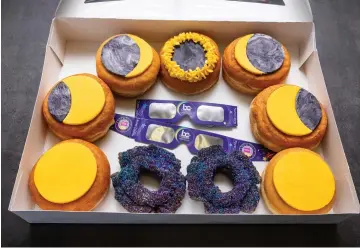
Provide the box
[272,148,335,211]
[34,142,97,204]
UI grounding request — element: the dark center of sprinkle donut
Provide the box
[101,35,140,77]
[246,34,285,74]
[173,40,206,71]
[139,167,162,191]
[213,167,235,193]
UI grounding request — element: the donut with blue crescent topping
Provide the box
[96,34,160,97]
[250,84,328,152]
[42,73,115,142]
[223,34,291,95]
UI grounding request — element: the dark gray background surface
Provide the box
[1,0,360,246]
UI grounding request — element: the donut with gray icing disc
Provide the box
[249,84,328,152]
[101,35,140,77]
[28,139,110,211]
[96,34,160,97]
[246,34,285,74]
[222,33,291,95]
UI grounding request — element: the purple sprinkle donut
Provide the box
[186,145,261,214]
[111,145,186,213]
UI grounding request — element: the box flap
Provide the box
[56,0,313,22]
[47,19,66,65]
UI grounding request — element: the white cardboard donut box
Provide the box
[8,0,360,223]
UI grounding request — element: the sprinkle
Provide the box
[186,145,261,214]
[111,145,186,213]
[161,32,219,83]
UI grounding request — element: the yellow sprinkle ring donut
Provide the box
[161,32,219,83]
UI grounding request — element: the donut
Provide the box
[250,84,328,152]
[42,73,115,142]
[261,148,335,214]
[96,34,160,97]
[28,139,110,211]
[222,34,290,95]
[111,145,186,213]
[160,32,221,95]
[186,145,261,214]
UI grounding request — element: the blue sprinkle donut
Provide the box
[111,145,186,213]
[187,145,261,214]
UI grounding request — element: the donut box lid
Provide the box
[55,0,313,23]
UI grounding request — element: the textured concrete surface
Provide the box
[1,0,360,246]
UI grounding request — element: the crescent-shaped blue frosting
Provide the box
[48,82,71,122]
[296,88,322,131]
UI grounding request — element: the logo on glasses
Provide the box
[239,143,256,159]
[117,117,132,132]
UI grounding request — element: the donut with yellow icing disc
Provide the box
[266,85,322,136]
[42,73,115,142]
[273,149,335,211]
[250,84,328,152]
[57,74,106,125]
[261,148,335,214]
[34,142,97,204]
[28,139,110,211]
